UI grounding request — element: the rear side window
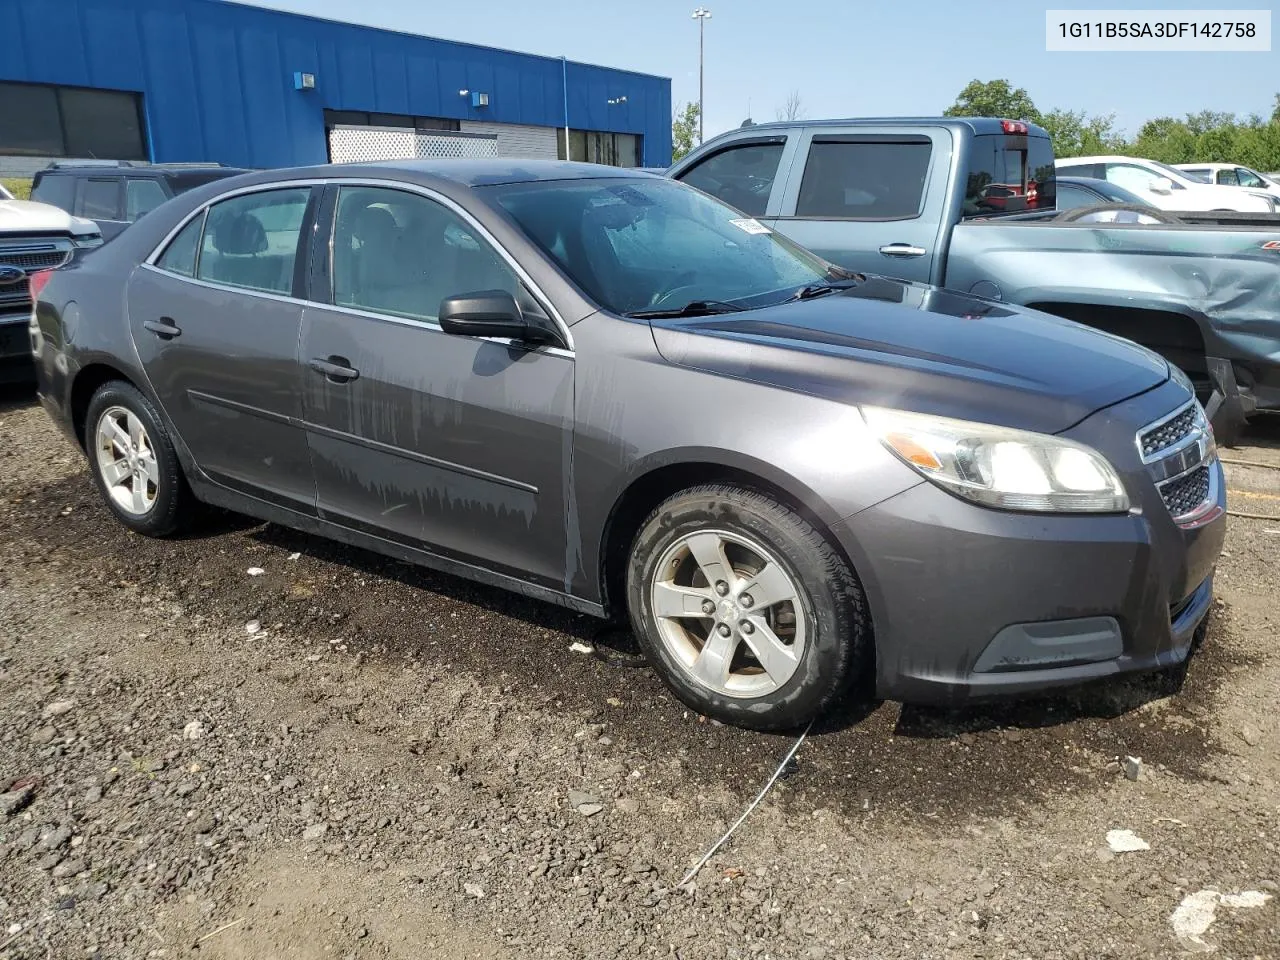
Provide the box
[197,189,311,295]
[126,179,169,222]
[963,134,1056,217]
[678,141,785,217]
[31,174,75,212]
[155,213,204,277]
[795,138,932,219]
[78,178,121,220]
[1058,161,1104,180]
[1055,183,1097,210]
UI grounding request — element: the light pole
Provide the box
[692,7,711,144]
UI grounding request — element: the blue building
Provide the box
[0,0,673,174]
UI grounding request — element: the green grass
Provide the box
[2,177,33,201]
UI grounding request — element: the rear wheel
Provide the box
[85,381,195,537]
[626,484,868,730]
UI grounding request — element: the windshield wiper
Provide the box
[625,300,746,319]
[784,278,863,302]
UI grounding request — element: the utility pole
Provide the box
[692,7,711,143]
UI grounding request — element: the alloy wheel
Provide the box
[649,529,808,699]
[94,405,160,517]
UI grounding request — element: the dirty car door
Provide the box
[129,185,319,511]
[299,184,574,590]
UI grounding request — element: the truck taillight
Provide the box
[1001,120,1028,134]
[28,269,54,302]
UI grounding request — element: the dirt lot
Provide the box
[1,385,1277,960]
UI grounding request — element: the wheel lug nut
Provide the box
[701,600,715,615]
[714,581,729,596]
[716,623,731,637]
[740,594,754,608]
[741,621,754,635]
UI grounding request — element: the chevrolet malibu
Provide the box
[31,160,1226,730]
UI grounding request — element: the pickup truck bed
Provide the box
[665,117,1280,438]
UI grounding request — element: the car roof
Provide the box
[41,163,247,177]
[1174,162,1234,170]
[263,158,662,188]
[717,116,1047,136]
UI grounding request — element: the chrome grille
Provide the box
[1137,398,1218,525]
[1159,464,1211,519]
[0,249,72,272]
[1139,402,1198,460]
[0,240,73,316]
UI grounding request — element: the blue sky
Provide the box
[243,0,1277,139]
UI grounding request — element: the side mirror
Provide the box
[438,290,551,343]
[1150,177,1174,195]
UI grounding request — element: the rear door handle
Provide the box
[878,243,927,258]
[309,356,360,383]
[143,318,181,339]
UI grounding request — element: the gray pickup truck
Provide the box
[667,117,1280,440]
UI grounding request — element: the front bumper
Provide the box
[832,378,1227,706]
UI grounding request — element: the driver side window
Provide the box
[678,142,785,217]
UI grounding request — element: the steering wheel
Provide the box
[647,271,701,309]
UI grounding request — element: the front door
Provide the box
[299,183,574,590]
[127,185,319,512]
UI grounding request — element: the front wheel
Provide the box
[626,484,869,730]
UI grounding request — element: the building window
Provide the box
[323,109,460,132]
[0,81,147,160]
[557,130,641,167]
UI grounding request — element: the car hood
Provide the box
[0,199,99,236]
[648,276,1170,435]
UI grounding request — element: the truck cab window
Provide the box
[795,140,931,220]
[678,142,785,218]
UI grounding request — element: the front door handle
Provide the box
[309,356,360,383]
[143,318,181,339]
[878,243,927,258]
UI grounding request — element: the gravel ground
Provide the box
[1,385,1278,960]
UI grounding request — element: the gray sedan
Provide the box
[31,160,1225,730]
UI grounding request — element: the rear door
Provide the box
[767,127,952,284]
[124,178,171,226]
[75,177,128,239]
[297,182,575,589]
[128,183,320,512]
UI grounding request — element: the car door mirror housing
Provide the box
[1150,177,1174,194]
[438,290,552,343]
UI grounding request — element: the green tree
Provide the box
[1272,93,1280,124]
[671,102,701,162]
[944,79,1041,123]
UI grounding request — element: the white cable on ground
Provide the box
[676,720,814,890]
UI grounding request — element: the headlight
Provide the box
[73,234,103,249]
[1167,362,1194,396]
[861,406,1130,513]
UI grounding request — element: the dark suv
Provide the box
[30,161,250,240]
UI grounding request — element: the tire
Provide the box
[84,380,195,537]
[626,484,868,731]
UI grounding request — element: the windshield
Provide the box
[483,177,835,315]
[1150,161,1193,183]
[1090,179,1155,206]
